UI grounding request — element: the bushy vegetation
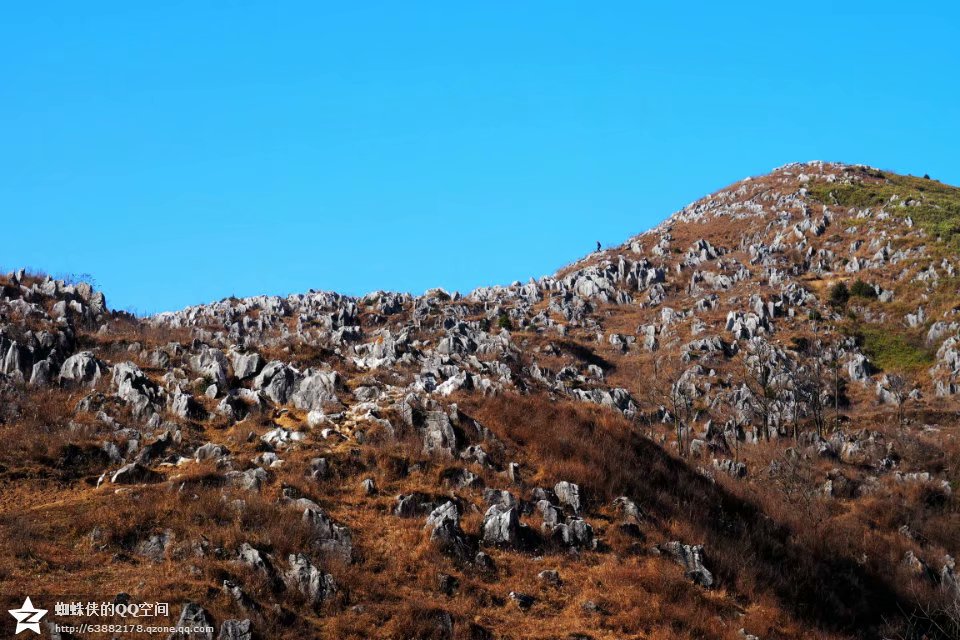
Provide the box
[849,279,877,299]
[829,282,850,307]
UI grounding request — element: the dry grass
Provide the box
[3,165,959,638]
[0,371,954,638]
[461,394,957,639]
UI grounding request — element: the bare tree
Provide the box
[769,448,829,534]
[740,341,778,442]
[643,355,695,457]
[721,400,747,463]
[892,589,960,640]
[886,373,910,428]
[730,414,744,463]
[796,337,829,439]
[823,339,845,434]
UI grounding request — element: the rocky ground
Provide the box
[1,162,958,639]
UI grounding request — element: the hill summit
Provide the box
[1,162,959,639]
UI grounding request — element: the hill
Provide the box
[1,162,959,639]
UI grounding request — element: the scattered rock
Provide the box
[110,463,162,485]
[284,553,337,606]
[217,620,252,640]
[658,541,714,587]
[167,602,213,640]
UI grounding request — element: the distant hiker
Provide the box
[596,241,601,252]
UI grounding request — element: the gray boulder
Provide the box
[481,505,520,546]
[59,351,105,386]
[302,507,352,562]
[113,361,162,419]
[190,347,230,388]
[135,530,172,562]
[253,361,299,405]
[29,359,54,385]
[551,517,594,548]
[427,502,473,564]
[712,458,747,478]
[2,340,32,379]
[237,542,277,581]
[612,496,644,523]
[167,602,213,640]
[536,500,561,528]
[509,591,535,611]
[848,353,872,382]
[292,371,341,411]
[136,431,173,465]
[426,501,461,530]
[225,467,268,492]
[421,411,460,457]
[659,541,713,587]
[284,553,337,606]
[538,569,562,586]
[195,442,230,462]
[229,350,264,380]
[171,392,204,420]
[483,489,516,510]
[398,395,461,457]
[554,481,582,513]
[110,462,162,485]
[394,493,439,518]
[217,620,252,640]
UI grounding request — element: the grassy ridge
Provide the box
[808,170,960,246]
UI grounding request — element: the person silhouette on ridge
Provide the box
[596,241,601,252]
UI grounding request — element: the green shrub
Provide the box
[497,313,513,330]
[828,282,850,307]
[849,279,877,299]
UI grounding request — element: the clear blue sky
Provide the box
[2,2,957,314]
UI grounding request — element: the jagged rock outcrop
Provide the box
[284,553,337,606]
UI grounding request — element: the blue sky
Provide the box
[1,2,957,314]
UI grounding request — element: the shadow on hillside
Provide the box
[556,340,615,372]
[625,435,899,635]
[464,395,910,638]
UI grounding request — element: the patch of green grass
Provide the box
[808,171,960,247]
[849,324,934,373]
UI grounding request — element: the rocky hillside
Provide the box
[1,162,959,640]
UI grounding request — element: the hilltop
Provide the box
[1,162,959,639]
